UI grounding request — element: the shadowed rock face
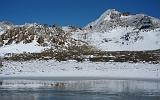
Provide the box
[0,81,2,85]
[138,16,153,30]
[0,57,2,67]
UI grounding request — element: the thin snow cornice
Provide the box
[99,9,121,18]
[102,9,120,15]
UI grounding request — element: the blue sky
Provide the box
[0,0,160,27]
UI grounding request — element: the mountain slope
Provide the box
[72,9,160,51]
[73,27,160,51]
[0,23,86,56]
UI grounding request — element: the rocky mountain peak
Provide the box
[85,9,160,32]
[100,9,121,21]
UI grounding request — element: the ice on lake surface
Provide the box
[0,79,160,100]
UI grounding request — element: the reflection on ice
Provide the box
[0,79,160,93]
[0,79,160,100]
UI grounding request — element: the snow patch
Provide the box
[0,40,49,56]
[0,60,160,79]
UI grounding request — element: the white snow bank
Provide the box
[0,40,49,56]
[0,27,5,35]
[0,60,159,80]
[73,28,160,51]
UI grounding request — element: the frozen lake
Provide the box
[0,79,160,100]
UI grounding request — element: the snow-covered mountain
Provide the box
[85,9,160,32]
[0,9,160,56]
[73,9,160,51]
